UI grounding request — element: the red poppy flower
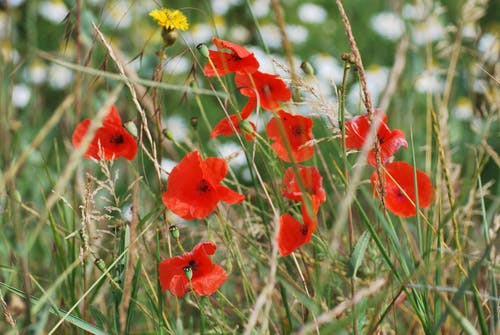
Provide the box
[278,205,317,256]
[367,129,408,166]
[235,71,291,111]
[158,241,227,297]
[370,161,433,217]
[266,110,314,163]
[203,38,260,77]
[210,98,257,141]
[282,166,326,212]
[162,151,245,220]
[72,105,137,160]
[344,112,407,166]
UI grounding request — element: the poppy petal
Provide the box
[191,264,227,296]
[216,185,245,204]
[278,213,307,256]
[371,161,433,217]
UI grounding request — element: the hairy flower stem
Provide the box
[339,59,357,335]
[335,0,385,209]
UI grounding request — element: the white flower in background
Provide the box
[161,158,177,180]
[415,67,444,93]
[12,84,31,108]
[247,46,274,73]
[252,0,270,18]
[48,63,73,89]
[370,12,405,41]
[188,23,214,44]
[311,53,344,84]
[7,0,26,7]
[211,0,231,16]
[259,24,281,49]
[241,167,252,182]
[163,55,191,75]
[103,1,133,29]
[217,142,247,169]
[163,115,189,142]
[229,25,251,43]
[348,65,390,108]
[462,23,478,40]
[478,33,499,63]
[121,204,133,222]
[211,0,242,15]
[402,3,430,20]
[27,60,48,85]
[473,78,486,94]
[412,16,445,45]
[297,3,327,24]
[453,97,473,120]
[39,0,69,24]
[285,24,308,44]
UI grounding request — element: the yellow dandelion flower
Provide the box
[149,8,189,31]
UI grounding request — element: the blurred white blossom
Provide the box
[478,33,499,63]
[453,97,473,120]
[412,16,445,45]
[163,56,191,75]
[161,158,178,180]
[259,24,281,49]
[217,142,247,169]
[348,65,390,108]
[286,24,308,45]
[251,0,270,18]
[103,1,133,29]
[415,67,444,93]
[370,12,405,41]
[163,115,189,142]
[48,63,73,89]
[297,3,327,24]
[12,84,31,108]
[39,0,69,24]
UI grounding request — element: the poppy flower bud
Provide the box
[300,61,314,76]
[341,53,356,65]
[183,266,193,280]
[94,258,107,272]
[169,225,179,240]
[190,117,198,130]
[162,28,178,47]
[238,120,254,135]
[124,121,138,138]
[196,43,209,58]
[162,128,175,141]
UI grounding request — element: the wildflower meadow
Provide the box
[1,0,499,334]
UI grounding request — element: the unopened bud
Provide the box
[169,225,179,240]
[183,266,193,280]
[124,121,138,137]
[162,128,175,141]
[190,117,198,129]
[94,258,106,272]
[162,28,178,47]
[238,120,254,134]
[341,53,356,65]
[300,61,314,76]
[196,43,209,58]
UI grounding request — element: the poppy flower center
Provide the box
[231,53,242,61]
[292,125,304,137]
[300,225,308,236]
[197,179,212,193]
[188,259,198,270]
[110,134,124,144]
